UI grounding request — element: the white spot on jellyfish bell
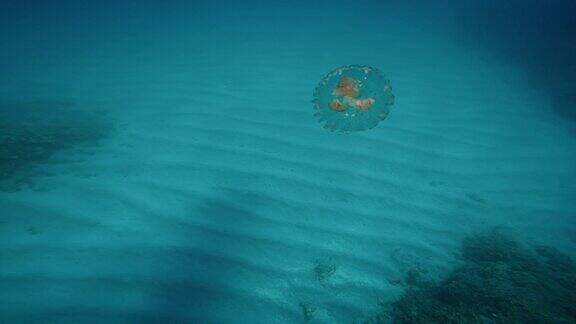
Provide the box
[312,65,395,133]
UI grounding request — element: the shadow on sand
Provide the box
[0,100,113,191]
[455,0,576,127]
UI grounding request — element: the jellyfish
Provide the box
[312,65,395,133]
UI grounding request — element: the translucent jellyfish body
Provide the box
[313,65,394,133]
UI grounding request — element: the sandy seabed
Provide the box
[1,2,575,323]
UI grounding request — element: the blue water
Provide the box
[1,1,575,323]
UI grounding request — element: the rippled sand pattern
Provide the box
[1,2,575,323]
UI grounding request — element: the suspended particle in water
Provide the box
[312,65,395,133]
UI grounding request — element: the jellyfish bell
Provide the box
[335,77,360,97]
[313,65,395,133]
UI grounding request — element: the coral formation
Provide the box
[314,257,337,282]
[0,101,112,191]
[372,229,576,323]
[299,302,317,322]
